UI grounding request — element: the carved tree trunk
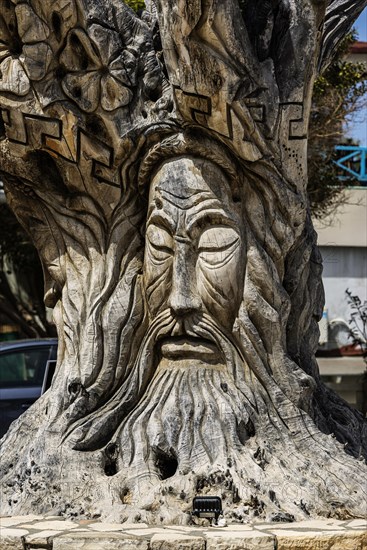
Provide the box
[0,0,366,524]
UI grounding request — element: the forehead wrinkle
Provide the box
[158,185,209,200]
[159,187,214,210]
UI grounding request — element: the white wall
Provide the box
[314,189,366,248]
[314,189,366,322]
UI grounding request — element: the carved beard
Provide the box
[114,309,257,477]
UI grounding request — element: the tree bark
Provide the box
[0,0,366,524]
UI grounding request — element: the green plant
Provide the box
[124,0,146,12]
[308,32,367,219]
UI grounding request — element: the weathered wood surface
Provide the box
[0,0,366,524]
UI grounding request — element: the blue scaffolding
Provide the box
[334,146,367,183]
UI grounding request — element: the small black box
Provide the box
[192,496,222,520]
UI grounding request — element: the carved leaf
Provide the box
[15,3,49,44]
[21,42,53,81]
[100,74,132,111]
[61,71,101,113]
[0,56,30,95]
[59,29,101,72]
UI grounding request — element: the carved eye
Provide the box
[146,224,173,262]
[198,227,240,267]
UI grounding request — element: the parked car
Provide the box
[0,338,58,438]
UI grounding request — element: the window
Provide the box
[0,347,52,387]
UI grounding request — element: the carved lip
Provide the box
[160,336,221,362]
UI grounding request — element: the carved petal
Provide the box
[21,42,52,81]
[88,24,122,66]
[100,73,132,111]
[60,29,100,72]
[33,0,78,40]
[109,65,131,87]
[15,4,49,44]
[62,71,101,112]
[0,56,30,95]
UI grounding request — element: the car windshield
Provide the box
[0,348,51,387]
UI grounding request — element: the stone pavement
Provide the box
[0,516,366,549]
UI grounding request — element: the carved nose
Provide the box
[169,291,201,317]
[168,267,201,317]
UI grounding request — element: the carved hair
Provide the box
[125,130,242,200]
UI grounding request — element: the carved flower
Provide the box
[60,25,136,113]
[0,2,52,96]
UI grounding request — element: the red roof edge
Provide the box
[350,41,367,54]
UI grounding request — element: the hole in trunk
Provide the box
[237,418,256,445]
[104,443,119,476]
[154,449,178,480]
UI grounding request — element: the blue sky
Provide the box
[347,9,367,145]
[354,8,367,41]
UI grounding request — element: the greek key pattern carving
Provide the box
[173,88,307,149]
[1,109,120,188]
[280,103,308,141]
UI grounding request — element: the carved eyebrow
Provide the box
[186,209,238,236]
[146,211,175,234]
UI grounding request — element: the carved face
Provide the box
[143,157,245,364]
[114,157,251,473]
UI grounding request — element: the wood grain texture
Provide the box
[0,0,366,525]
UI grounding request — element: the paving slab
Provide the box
[88,523,132,532]
[24,529,63,546]
[0,528,28,550]
[52,532,149,549]
[255,519,346,531]
[276,529,367,550]
[0,516,44,527]
[208,524,255,534]
[345,518,367,529]
[1,516,366,549]
[205,530,275,550]
[150,532,205,550]
[18,520,79,531]
[122,527,185,538]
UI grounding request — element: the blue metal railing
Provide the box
[334,146,367,183]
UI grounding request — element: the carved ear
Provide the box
[318,0,367,73]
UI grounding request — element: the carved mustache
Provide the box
[137,308,256,424]
[147,308,245,367]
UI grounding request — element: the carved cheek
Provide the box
[143,226,174,315]
[196,230,244,327]
[143,245,172,315]
[198,252,242,322]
